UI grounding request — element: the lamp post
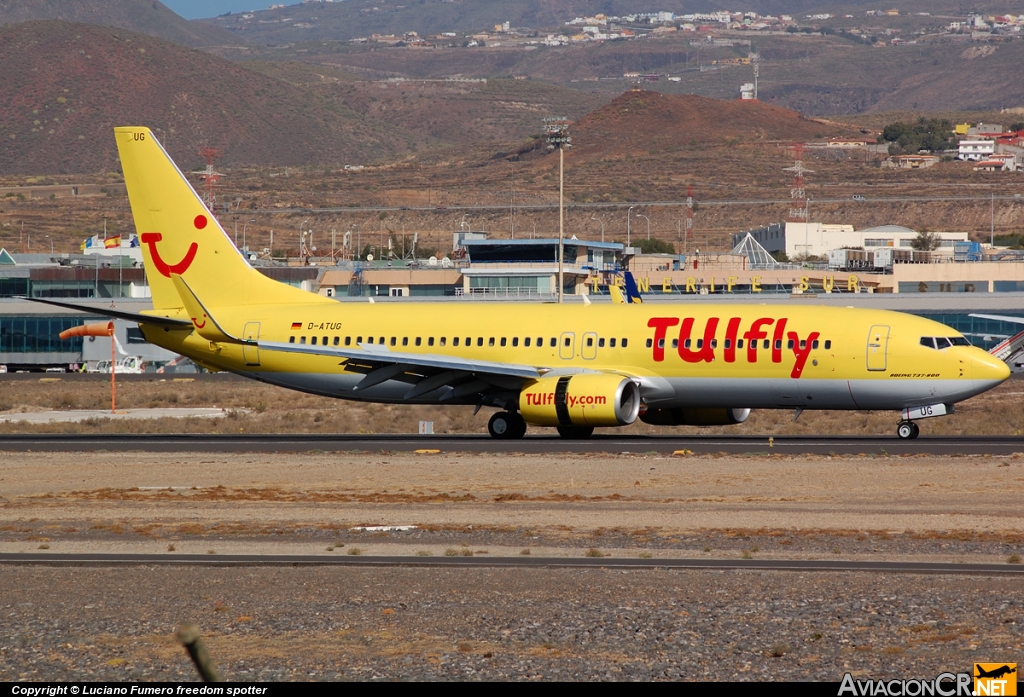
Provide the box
[591,215,605,243]
[543,116,571,303]
[637,213,650,241]
[627,206,634,246]
[242,219,255,254]
[299,218,308,260]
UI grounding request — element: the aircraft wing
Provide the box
[20,297,192,329]
[258,340,543,403]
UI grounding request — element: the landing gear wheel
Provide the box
[488,412,527,440]
[556,425,595,439]
[508,412,527,439]
[896,421,919,440]
[488,412,511,439]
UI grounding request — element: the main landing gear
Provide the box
[896,421,920,440]
[488,411,527,440]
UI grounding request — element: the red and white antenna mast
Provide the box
[197,147,223,211]
[684,184,694,253]
[783,144,813,222]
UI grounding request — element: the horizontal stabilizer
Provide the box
[20,297,191,329]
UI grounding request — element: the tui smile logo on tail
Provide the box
[140,214,207,277]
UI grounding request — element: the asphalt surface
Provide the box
[2,433,1023,454]
[3,552,1023,576]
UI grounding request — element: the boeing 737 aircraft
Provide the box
[31,128,1012,439]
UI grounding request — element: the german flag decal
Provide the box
[291,322,302,330]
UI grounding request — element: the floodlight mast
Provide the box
[544,117,571,303]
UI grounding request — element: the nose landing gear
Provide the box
[488,411,527,440]
[896,421,920,440]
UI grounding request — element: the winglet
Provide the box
[609,285,626,304]
[623,272,644,304]
[170,274,243,344]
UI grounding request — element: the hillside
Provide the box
[0,21,426,174]
[0,0,238,47]
[567,90,857,161]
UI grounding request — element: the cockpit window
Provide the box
[922,336,968,349]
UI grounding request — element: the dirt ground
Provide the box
[1,449,1022,563]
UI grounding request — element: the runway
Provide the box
[2,433,1023,454]
[2,552,1022,576]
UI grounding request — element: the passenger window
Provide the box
[773,339,781,350]
[550,338,557,347]
[697,339,704,349]
[799,339,806,349]
[477,338,483,347]
[379,337,384,344]
[512,337,518,347]
[787,339,794,349]
[356,336,362,344]
[500,338,507,347]
[657,338,665,349]
[824,340,832,350]
[345,336,351,346]
[609,338,616,348]
[289,336,295,344]
[489,337,495,347]
[646,339,653,348]
[390,337,396,346]
[598,338,605,348]
[440,337,446,346]
[453,337,460,346]
[300,336,307,344]
[724,339,731,349]
[564,337,570,347]
[711,339,718,349]
[537,337,542,346]
[683,339,691,349]
[402,337,409,346]
[323,336,328,346]
[428,337,435,346]
[763,339,770,349]
[622,338,628,348]
[311,336,318,345]
[737,339,744,349]
[333,337,340,346]
[812,340,819,349]
[586,337,593,347]
[415,337,422,346]
[524,337,531,347]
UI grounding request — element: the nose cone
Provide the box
[971,348,1011,384]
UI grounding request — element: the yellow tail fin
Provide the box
[114,127,328,310]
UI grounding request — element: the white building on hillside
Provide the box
[959,139,996,161]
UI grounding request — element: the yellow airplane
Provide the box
[32,128,1012,440]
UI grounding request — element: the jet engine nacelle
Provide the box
[640,407,751,426]
[519,374,641,427]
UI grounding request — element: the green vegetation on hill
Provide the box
[880,118,957,155]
